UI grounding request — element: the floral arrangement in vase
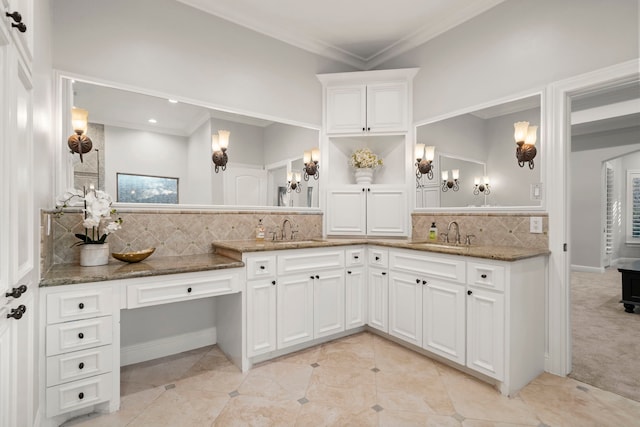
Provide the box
[348,148,383,169]
[55,187,123,245]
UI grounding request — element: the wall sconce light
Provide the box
[211,130,230,173]
[415,144,435,180]
[473,176,491,195]
[441,169,459,192]
[68,108,93,163]
[303,148,320,180]
[287,172,302,193]
[514,121,537,169]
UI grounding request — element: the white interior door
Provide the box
[223,167,267,206]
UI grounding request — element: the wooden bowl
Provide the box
[111,247,155,263]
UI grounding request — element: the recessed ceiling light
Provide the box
[148,118,157,124]
[168,99,178,104]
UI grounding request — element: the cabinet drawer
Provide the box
[467,262,505,292]
[277,249,345,275]
[47,286,113,324]
[46,345,113,387]
[368,247,388,268]
[46,316,113,357]
[390,249,465,283]
[246,255,277,280]
[127,270,240,308]
[46,372,112,417]
[345,246,365,267]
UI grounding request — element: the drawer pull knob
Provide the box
[422,280,427,285]
[6,305,26,320]
[78,332,84,339]
[354,255,359,259]
[310,276,314,279]
[467,290,472,295]
[187,287,192,293]
[416,279,420,284]
[260,265,265,270]
[375,256,380,261]
[347,271,352,274]
[5,11,23,23]
[272,280,276,285]
[5,285,27,298]
[381,272,387,276]
[78,362,85,370]
[315,275,319,279]
[78,302,85,309]
[78,392,84,400]
[481,274,487,279]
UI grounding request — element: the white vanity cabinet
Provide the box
[326,186,407,236]
[366,247,389,333]
[324,82,409,134]
[246,255,278,357]
[345,247,366,329]
[42,283,119,419]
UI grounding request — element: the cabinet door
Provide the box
[388,271,422,347]
[367,188,407,236]
[314,268,345,338]
[367,267,388,333]
[345,267,365,329]
[247,279,277,357]
[277,273,314,349]
[423,279,465,365]
[366,82,408,133]
[326,188,366,235]
[326,85,366,134]
[466,287,505,380]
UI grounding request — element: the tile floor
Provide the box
[64,332,640,427]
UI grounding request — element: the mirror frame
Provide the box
[53,70,323,213]
[413,89,547,212]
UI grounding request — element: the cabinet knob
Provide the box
[467,290,472,295]
[481,274,487,279]
[367,127,371,131]
[187,287,192,293]
[5,285,27,299]
[78,392,84,400]
[422,280,427,285]
[271,280,276,285]
[381,272,387,276]
[78,332,84,339]
[315,275,320,279]
[354,255,359,259]
[6,304,26,320]
[79,362,85,370]
[416,279,420,284]
[362,127,366,131]
[78,302,85,309]
[375,256,380,261]
[5,11,23,23]
[11,22,27,33]
[347,271,352,274]
[367,188,370,192]
[260,265,265,270]
[362,188,365,192]
[310,276,315,279]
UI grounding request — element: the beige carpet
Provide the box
[570,267,640,402]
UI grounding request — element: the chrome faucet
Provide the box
[447,221,461,244]
[281,218,296,240]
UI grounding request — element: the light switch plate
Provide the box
[530,217,543,233]
[530,183,542,200]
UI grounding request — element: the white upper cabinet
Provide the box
[325,82,408,134]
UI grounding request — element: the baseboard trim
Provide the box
[120,327,217,366]
[571,265,605,273]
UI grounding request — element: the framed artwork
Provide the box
[116,173,179,204]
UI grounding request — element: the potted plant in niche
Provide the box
[55,187,123,266]
[349,148,383,184]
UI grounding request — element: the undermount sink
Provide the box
[410,242,470,251]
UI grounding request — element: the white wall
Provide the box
[104,126,189,201]
[570,130,640,269]
[186,119,213,204]
[263,123,320,166]
[52,0,355,127]
[377,0,639,123]
[211,118,265,167]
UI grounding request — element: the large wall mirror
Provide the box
[415,93,543,210]
[59,75,321,209]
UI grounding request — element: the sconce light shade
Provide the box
[473,176,491,195]
[287,171,302,193]
[211,130,230,173]
[514,121,537,169]
[441,170,459,192]
[304,147,320,180]
[415,144,435,180]
[67,108,93,163]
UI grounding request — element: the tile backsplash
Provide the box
[42,209,323,269]
[412,212,548,249]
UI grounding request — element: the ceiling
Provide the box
[177,0,505,70]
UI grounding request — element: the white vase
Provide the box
[354,168,374,185]
[80,243,110,267]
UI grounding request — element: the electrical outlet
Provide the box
[530,217,543,234]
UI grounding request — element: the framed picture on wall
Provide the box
[116,173,179,204]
